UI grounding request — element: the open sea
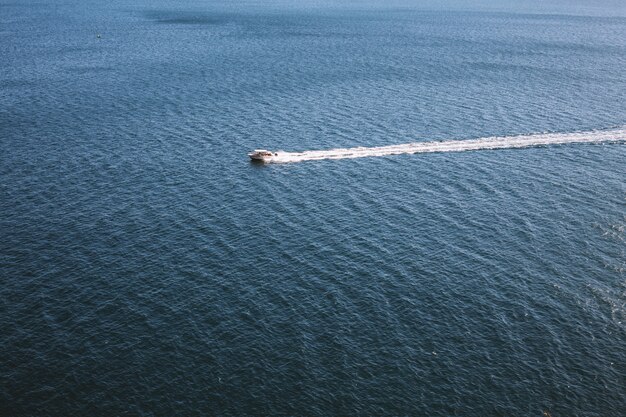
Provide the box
[1,1,625,415]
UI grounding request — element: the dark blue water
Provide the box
[1,1,625,415]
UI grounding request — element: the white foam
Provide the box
[268,127,626,163]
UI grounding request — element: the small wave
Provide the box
[269,127,626,163]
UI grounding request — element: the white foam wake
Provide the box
[269,127,626,163]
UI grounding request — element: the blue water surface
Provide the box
[1,1,625,415]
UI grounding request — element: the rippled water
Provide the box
[1,1,625,415]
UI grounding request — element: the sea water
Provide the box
[1,1,625,415]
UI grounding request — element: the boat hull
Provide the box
[248,150,276,163]
[249,155,273,162]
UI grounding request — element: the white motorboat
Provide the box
[248,149,277,162]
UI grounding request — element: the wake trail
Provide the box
[270,127,626,163]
